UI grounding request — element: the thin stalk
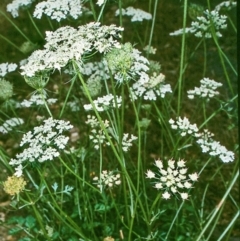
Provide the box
[195,170,239,241]
[0,34,24,53]
[146,0,159,59]
[177,0,188,115]
[27,10,44,39]
[165,201,185,240]
[97,0,107,22]
[216,211,239,241]
[0,10,33,43]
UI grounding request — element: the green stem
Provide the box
[177,0,188,115]
[196,170,239,241]
[0,10,33,43]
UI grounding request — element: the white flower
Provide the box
[169,117,199,137]
[162,191,171,200]
[187,77,222,99]
[215,1,237,11]
[146,170,155,179]
[9,118,73,176]
[146,158,198,200]
[96,0,105,6]
[33,0,83,22]
[20,93,57,108]
[93,170,121,192]
[6,0,34,18]
[0,63,17,76]
[84,94,122,112]
[85,115,111,150]
[121,133,137,152]
[180,193,189,200]
[170,9,227,38]
[115,7,152,22]
[21,23,123,77]
[0,118,24,134]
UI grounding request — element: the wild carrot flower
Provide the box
[169,117,199,137]
[0,63,17,77]
[3,175,26,196]
[0,118,24,134]
[187,77,222,99]
[146,159,198,200]
[21,23,123,77]
[20,93,57,108]
[0,78,13,101]
[84,94,122,112]
[33,0,83,22]
[215,1,237,11]
[96,0,105,7]
[9,118,73,177]
[93,170,121,192]
[170,9,227,38]
[115,7,152,22]
[6,0,34,18]
[121,133,137,152]
[85,115,111,150]
[196,130,234,162]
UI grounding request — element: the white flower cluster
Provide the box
[146,159,198,200]
[79,61,109,79]
[215,1,237,11]
[93,170,121,192]
[0,63,18,77]
[6,0,34,18]
[96,0,104,7]
[33,0,83,22]
[170,9,227,38]
[20,93,57,108]
[84,94,122,112]
[169,117,199,137]
[0,118,24,134]
[9,117,73,177]
[121,133,137,152]
[113,48,170,100]
[20,22,123,77]
[85,115,111,150]
[187,77,222,99]
[115,7,152,22]
[196,130,234,162]
[169,118,235,163]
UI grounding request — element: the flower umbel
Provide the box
[93,170,121,192]
[3,175,27,196]
[9,118,73,176]
[146,159,198,200]
[187,77,222,100]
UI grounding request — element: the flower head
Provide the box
[33,0,83,22]
[3,175,26,196]
[9,118,73,176]
[115,7,152,22]
[93,170,121,192]
[0,63,17,77]
[7,0,34,18]
[146,158,198,200]
[170,9,227,38]
[187,77,222,99]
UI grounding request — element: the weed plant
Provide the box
[0,0,238,241]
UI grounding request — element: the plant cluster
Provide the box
[0,0,238,241]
